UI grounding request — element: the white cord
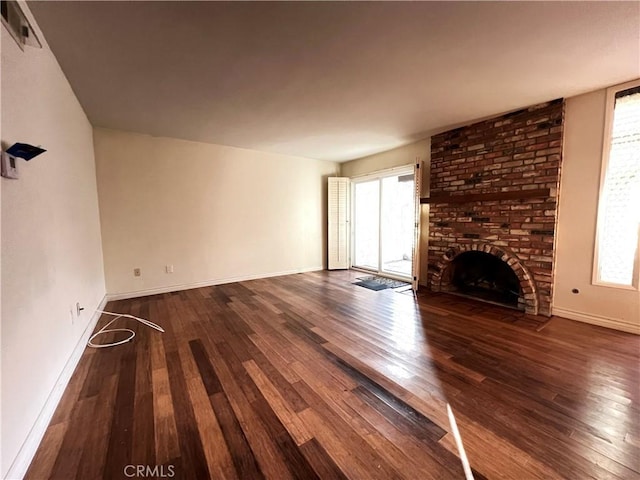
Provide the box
[88,310,165,349]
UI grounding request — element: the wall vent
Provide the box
[1,1,42,50]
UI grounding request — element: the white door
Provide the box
[327,177,350,269]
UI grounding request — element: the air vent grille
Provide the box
[1,0,42,50]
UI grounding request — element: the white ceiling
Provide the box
[28,1,640,162]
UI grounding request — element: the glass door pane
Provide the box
[381,173,414,278]
[353,180,380,271]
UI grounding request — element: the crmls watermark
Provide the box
[124,465,176,478]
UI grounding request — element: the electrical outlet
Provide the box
[134,268,141,277]
[165,264,174,274]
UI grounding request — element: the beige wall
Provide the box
[94,128,338,297]
[340,139,430,179]
[553,86,640,333]
[1,7,106,476]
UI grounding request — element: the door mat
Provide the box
[353,275,410,291]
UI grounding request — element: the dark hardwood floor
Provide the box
[26,271,640,479]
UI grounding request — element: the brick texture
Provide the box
[427,99,564,316]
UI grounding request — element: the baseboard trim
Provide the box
[106,267,324,301]
[552,306,639,335]
[4,294,108,480]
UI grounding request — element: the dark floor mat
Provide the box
[353,279,390,291]
[353,275,410,291]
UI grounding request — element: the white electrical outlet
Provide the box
[166,264,174,274]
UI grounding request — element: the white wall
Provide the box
[553,86,640,333]
[1,4,106,477]
[94,128,338,297]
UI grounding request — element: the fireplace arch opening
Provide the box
[430,244,539,314]
[448,251,521,308]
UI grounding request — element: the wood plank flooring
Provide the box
[26,271,640,479]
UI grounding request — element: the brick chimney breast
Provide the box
[426,99,564,316]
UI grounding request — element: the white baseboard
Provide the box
[552,306,639,335]
[4,295,108,480]
[106,266,324,301]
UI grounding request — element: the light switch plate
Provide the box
[1,151,19,179]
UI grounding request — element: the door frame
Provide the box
[350,164,416,282]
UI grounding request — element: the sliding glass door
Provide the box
[352,168,416,280]
[381,173,415,277]
[353,180,380,270]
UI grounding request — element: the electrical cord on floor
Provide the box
[87,310,165,348]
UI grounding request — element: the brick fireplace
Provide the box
[425,99,564,316]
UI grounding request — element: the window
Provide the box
[594,80,640,288]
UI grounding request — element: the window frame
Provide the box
[592,78,640,290]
